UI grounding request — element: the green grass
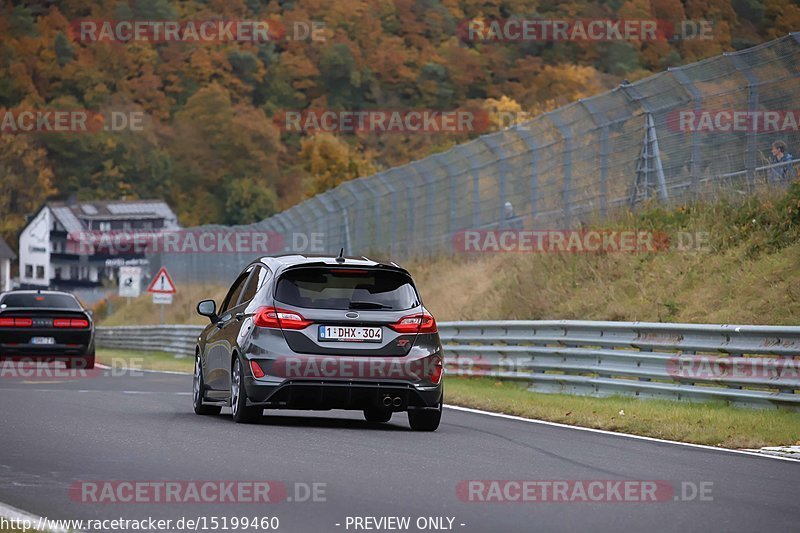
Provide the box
[445,377,800,449]
[97,348,192,373]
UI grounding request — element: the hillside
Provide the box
[2,0,797,250]
[99,182,800,326]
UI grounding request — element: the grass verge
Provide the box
[445,377,800,449]
[97,348,192,373]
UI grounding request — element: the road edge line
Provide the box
[444,404,800,463]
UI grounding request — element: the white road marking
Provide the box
[445,405,800,463]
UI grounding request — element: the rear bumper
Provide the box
[244,377,443,411]
[0,340,94,358]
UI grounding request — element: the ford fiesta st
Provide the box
[0,290,95,369]
[192,254,443,431]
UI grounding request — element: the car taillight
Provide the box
[0,317,33,327]
[253,306,312,330]
[429,355,443,384]
[54,319,90,328]
[249,360,266,378]
[388,311,437,334]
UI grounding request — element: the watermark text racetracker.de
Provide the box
[68,230,330,254]
[71,19,325,43]
[1,515,281,532]
[69,480,326,504]
[452,230,711,254]
[457,480,713,503]
[274,109,490,135]
[0,357,145,380]
[457,18,714,43]
[1,109,144,134]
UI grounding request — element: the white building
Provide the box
[18,200,179,289]
[0,236,14,292]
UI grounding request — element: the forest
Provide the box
[1,0,796,248]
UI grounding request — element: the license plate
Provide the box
[318,325,382,342]
[30,337,55,345]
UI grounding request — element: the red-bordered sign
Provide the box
[146,267,177,294]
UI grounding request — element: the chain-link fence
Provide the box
[151,33,800,283]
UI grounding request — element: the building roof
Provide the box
[0,236,15,260]
[47,200,180,233]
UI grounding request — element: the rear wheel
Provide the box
[408,400,442,432]
[231,357,261,423]
[363,407,392,423]
[193,355,221,415]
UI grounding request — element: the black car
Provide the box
[193,254,444,431]
[0,290,95,369]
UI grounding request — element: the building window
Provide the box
[54,267,62,279]
[36,266,45,279]
[99,221,111,232]
[25,264,33,278]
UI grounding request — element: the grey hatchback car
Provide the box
[192,254,444,431]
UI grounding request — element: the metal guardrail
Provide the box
[96,325,202,357]
[96,320,800,409]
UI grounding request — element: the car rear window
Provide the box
[275,268,420,311]
[0,293,82,310]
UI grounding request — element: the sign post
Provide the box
[146,267,177,325]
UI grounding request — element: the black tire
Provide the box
[363,407,393,423]
[408,400,442,432]
[193,355,221,415]
[231,357,261,423]
[66,354,95,370]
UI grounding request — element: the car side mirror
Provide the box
[197,300,218,323]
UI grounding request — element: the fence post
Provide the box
[578,99,610,219]
[433,154,461,243]
[408,164,435,255]
[669,67,703,200]
[377,173,398,257]
[546,112,573,225]
[513,123,540,223]
[480,135,507,227]
[727,52,759,191]
[456,144,482,228]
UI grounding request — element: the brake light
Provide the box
[388,311,437,334]
[429,356,443,384]
[0,317,33,327]
[54,319,90,328]
[253,306,312,330]
[249,359,266,378]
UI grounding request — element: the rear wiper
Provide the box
[348,301,392,310]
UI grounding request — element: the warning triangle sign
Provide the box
[147,267,177,294]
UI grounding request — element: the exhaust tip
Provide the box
[382,396,393,407]
[392,397,402,407]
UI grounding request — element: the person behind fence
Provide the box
[503,201,523,230]
[769,140,793,182]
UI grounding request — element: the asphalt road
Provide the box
[0,366,798,533]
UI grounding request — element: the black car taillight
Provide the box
[388,311,437,334]
[253,306,312,330]
[53,318,90,328]
[0,317,33,327]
